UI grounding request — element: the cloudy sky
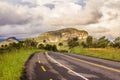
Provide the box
[0,0,120,39]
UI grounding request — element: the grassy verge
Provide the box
[70,46,120,61]
[0,48,41,80]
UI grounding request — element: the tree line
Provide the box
[67,36,120,49]
[0,39,58,54]
[1,36,120,53]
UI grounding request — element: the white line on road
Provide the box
[61,54,120,73]
[46,53,89,80]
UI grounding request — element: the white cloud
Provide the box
[0,0,120,39]
[0,1,31,25]
[43,1,102,26]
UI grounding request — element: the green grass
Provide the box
[0,48,41,80]
[70,47,120,61]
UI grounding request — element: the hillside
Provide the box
[35,28,88,42]
[0,37,19,47]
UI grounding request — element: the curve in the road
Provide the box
[46,52,89,80]
[60,53,120,73]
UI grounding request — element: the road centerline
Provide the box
[41,66,47,72]
[49,78,53,80]
[61,54,120,73]
[46,53,89,80]
[37,55,41,63]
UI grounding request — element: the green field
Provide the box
[70,47,120,61]
[0,48,40,80]
[0,46,120,80]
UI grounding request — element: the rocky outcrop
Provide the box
[35,28,88,42]
[0,37,19,47]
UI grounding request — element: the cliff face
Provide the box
[35,28,88,42]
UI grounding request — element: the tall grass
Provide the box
[71,47,120,61]
[0,48,40,80]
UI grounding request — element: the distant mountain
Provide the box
[34,28,88,42]
[6,37,19,42]
[0,37,19,47]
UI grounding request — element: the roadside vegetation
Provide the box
[0,38,59,80]
[37,36,120,61]
[0,39,43,80]
[37,36,120,62]
[0,48,39,80]
[0,35,120,80]
[68,36,120,61]
[70,47,120,61]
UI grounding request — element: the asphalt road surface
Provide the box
[21,52,120,80]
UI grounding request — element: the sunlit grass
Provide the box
[0,48,40,80]
[71,47,120,61]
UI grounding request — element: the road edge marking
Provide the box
[61,54,120,73]
[46,53,89,80]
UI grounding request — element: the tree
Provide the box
[58,42,63,49]
[81,42,87,48]
[86,36,93,48]
[73,37,78,41]
[44,44,52,51]
[113,37,120,48]
[1,45,4,48]
[43,40,47,44]
[52,45,57,51]
[68,37,79,49]
[97,36,110,48]
[38,44,44,49]
[31,41,38,48]
[23,39,38,48]
[4,44,8,48]
[44,44,57,51]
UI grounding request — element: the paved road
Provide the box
[21,52,120,80]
